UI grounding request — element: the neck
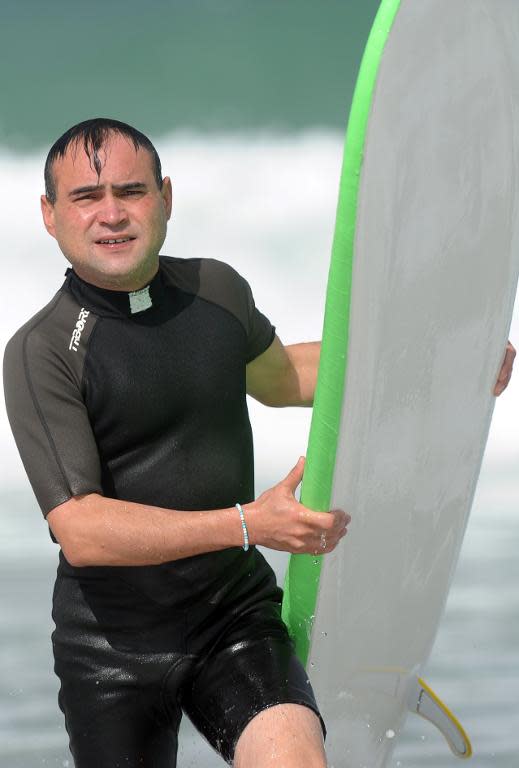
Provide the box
[71,259,160,293]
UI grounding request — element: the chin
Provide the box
[93,253,158,289]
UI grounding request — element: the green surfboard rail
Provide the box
[281,0,402,667]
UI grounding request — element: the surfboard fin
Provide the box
[408,677,472,759]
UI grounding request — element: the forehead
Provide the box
[52,133,155,192]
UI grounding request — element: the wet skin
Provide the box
[41,133,173,292]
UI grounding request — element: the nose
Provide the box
[97,192,129,228]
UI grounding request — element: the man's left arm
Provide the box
[246,335,320,407]
[246,336,515,407]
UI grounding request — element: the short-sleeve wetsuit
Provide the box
[3,256,323,767]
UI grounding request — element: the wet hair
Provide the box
[44,117,163,203]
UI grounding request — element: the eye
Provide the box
[73,193,98,202]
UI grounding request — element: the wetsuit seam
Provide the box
[160,655,193,697]
[178,287,250,342]
[160,256,275,360]
[22,292,74,497]
[159,652,197,724]
[175,289,275,363]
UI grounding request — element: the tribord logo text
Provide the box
[69,308,90,352]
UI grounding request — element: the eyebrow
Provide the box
[68,181,147,197]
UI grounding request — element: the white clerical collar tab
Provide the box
[129,285,152,314]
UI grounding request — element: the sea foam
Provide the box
[0,132,517,494]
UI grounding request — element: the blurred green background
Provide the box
[1,0,379,149]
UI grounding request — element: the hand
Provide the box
[244,456,350,555]
[493,340,515,396]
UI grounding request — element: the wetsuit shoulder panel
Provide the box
[160,256,275,362]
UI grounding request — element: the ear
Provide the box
[161,177,173,220]
[41,195,57,239]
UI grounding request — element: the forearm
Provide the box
[48,457,350,567]
[48,493,244,567]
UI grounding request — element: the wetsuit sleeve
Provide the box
[240,276,276,363]
[3,298,103,518]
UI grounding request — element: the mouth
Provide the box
[95,236,136,249]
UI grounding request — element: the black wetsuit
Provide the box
[3,256,323,767]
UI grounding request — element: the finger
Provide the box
[324,509,351,529]
[312,530,331,555]
[334,510,351,527]
[505,343,516,371]
[300,508,349,532]
[317,527,346,555]
[307,523,349,560]
[282,456,306,494]
[493,342,515,396]
[502,344,515,375]
[494,366,511,395]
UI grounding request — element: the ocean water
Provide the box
[1,1,519,764]
[0,133,518,767]
[0,0,380,149]
[1,463,518,768]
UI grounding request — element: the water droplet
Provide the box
[385,729,395,739]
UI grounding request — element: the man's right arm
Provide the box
[47,457,349,567]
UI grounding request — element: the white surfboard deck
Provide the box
[284,2,519,766]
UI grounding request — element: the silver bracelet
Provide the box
[235,503,249,551]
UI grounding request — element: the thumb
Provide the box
[282,456,305,495]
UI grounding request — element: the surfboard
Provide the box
[281,1,519,766]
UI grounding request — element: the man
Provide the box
[3,118,347,768]
[3,118,515,768]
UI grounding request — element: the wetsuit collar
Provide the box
[62,262,166,318]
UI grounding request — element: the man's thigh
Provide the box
[180,597,326,765]
[57,679,178,768]
[51,574,187,768]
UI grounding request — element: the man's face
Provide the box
[41,133,172,291]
